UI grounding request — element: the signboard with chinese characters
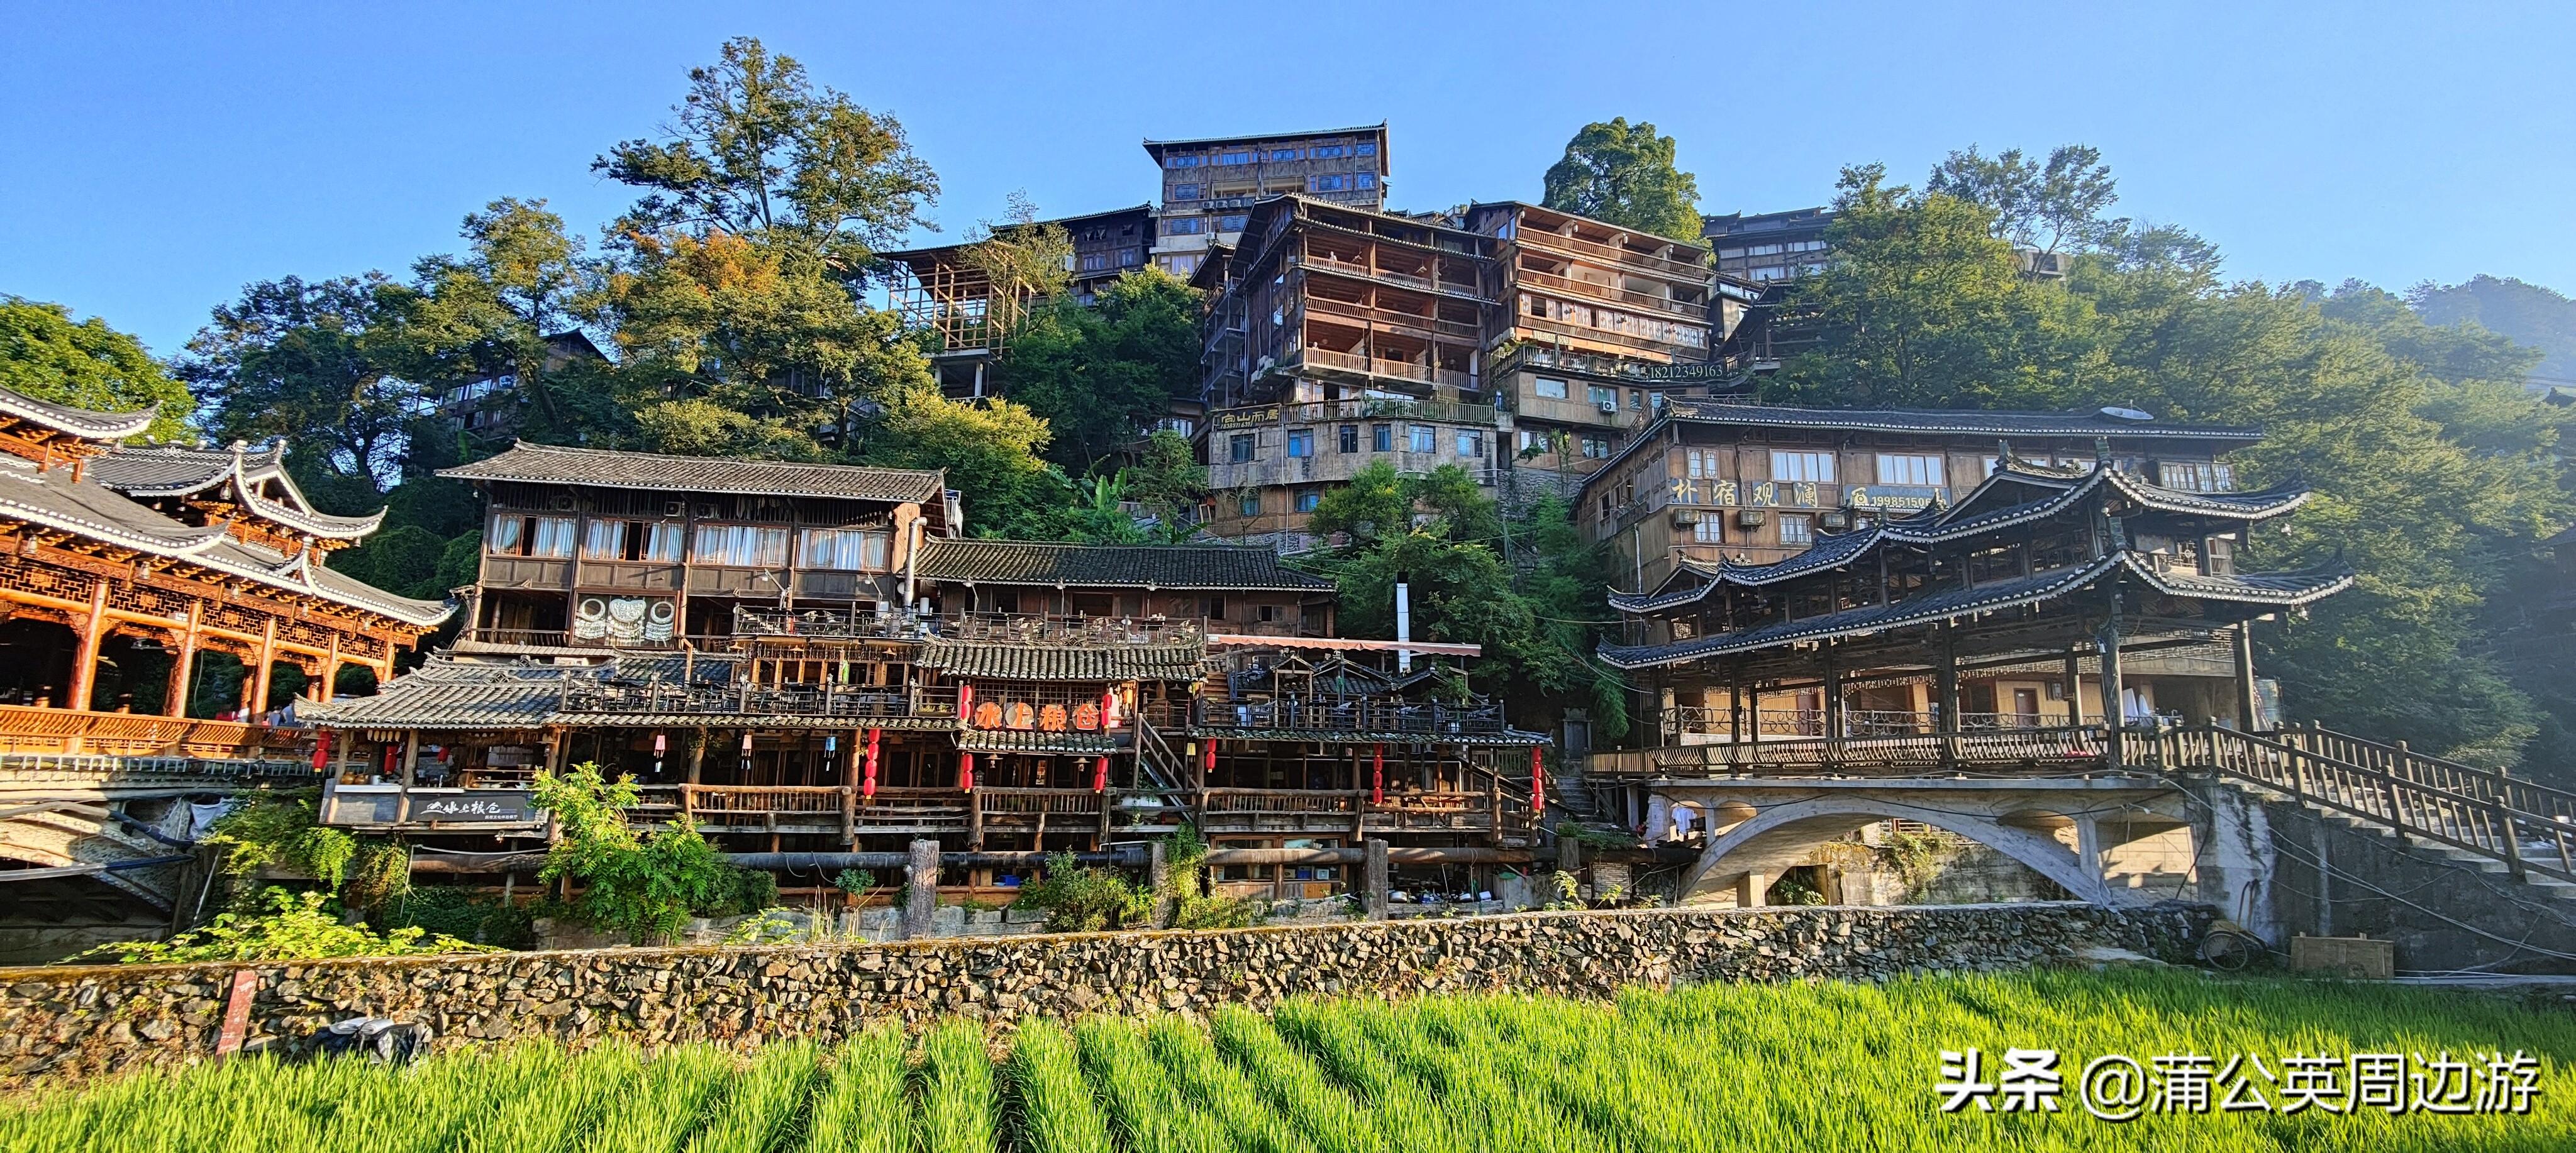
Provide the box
[1665,478,1740,507]
[1745,480,1821,509]
[1845,485,1946,511]
[412,790,539,824]
[1213,406,1280,429]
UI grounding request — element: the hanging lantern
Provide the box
[1101,688,1118,729]
[958,752,975,792]
[1201,739,1217,775]
[1092,754,1109,794]
[1371,743,1384,807]
[740,733,753,755]
[310,727,332,772]
[862,727,881,800]
[381,744,396,777]
[1530,745,1546,818]
[958,683,975,720]
[653,733,667,757]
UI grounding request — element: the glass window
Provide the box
[1354,141,1377,156]
[1692,518,1723,543]
[1309,144,1349,158]
[1219,150,1253,165]
[1455,430,1482,457]
[1980,456,2001,478]
[1371,424,1392,452]
[510,516,574,559]
[1587,384,1618,408]
[1875,453,1946,487]
[1164,154,1204,168]
[1629,389,1646,409]
[1172,183,1201,200]
[1309,174,1352,192]
[1770,451,1836,483]
[487,512,525,555]
[1533,377,1568,399]
[690,524,789,567]
[1581,437,1612,460]
[1355,173,1377,189]
[1338,424,1359,453]
[1685,448,1721,479]
[799,527,890,571]
[1779,515,1814,546]
[2158,460,2236,493]
[1218,214,1248,232]
[1268,148,1301,162]
[1162,216,1204,236]
[1295,490,1321,513]
[1230,434,1256,463]
[1286,428,1314,458]
[1237,492,1261,517]
[1408,425,1437,453]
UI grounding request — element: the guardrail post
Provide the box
[1362,839,1389,920]
[903,839,938,940]
[2496,801,2527,880]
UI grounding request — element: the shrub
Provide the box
[84,887,498,963]
[379,885,536,949]
[1012,852,1150,932]
[531,762,775,944]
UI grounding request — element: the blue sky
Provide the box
[4,1,2569,358]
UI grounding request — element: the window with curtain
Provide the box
[798,528,890,571]
[691,524,789,567]
[491,513,575,558]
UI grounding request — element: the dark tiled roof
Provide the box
[441,443,945,504]
[92,441,386,538]
[918,641,1206,682]
[302,659,570,730]
[0,456,450,627]
[1598,554,2351,670]
[0,385,158,441]
[958,730,1124,755]
[1664,399,2263,441]
[913,539,1333,592]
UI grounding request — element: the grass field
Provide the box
[7,969,2572,1152]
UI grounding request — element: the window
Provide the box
[799,527,891,571]
[1629,389,1646,410]
[1980,455,2001,478]
[1162,216,1204,236]
[1408,425,1436,453]
[1692,518,1723,543]
[1354,141,1377,156]
[1309,143,1349,158]
[1518,429,1545,454]
[1079,252,1109,272]
[1286,428,1314,458]
[1338,424,1359,453]
[1268,148,1302,162]
[1218,150,1253,165]
[1779,515,1814,546]
[1218,214,1248,232]
[1355,173,1377,189]
[1770,450,1836,483]
[1229,434,1256,463]
[2159,461,2236,493]
[1295,489,1321,513]
[1585,384,1618,409]
[1875,453,1946,487]
[489,513,575,559]
[690,524,790,567]
[1309,174,1353,192]
[1164,154,1205,168]
[1533,377,1568,399]
[1371,424,1392,452]
[582,520,682,563]
[1172,183,1201,200]
[1236,492,1262,518]
[1580,436,1612,459]
[1455,430,1482,457]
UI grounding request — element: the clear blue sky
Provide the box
[4,1,2569,358]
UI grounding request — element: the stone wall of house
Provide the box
[0,901,2212,1090]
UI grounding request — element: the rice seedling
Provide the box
[581,1044,736,1153]
[919,1020,996,1153]
[1146,1014,1309,1153]
[1002,1020,1113,1153]
[1075,1017,1232,1153]
[1269,1000,1468,1153]
[686,1041,820,1153]
[803,1026,913,1153]
[1206,1007,1384,1153]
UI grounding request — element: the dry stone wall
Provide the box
[0,901,2211,1089]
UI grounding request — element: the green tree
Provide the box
[592,35,936,273]
[1540,118,1703,243]
[994,269,1203,471]
[408,197,607,439]
[1123,429,1209,541]
[860,387,1056,534]
[1,296,193,441]
[531,762,772,944]
[1925,143,2123,255]
[175,275,423,485]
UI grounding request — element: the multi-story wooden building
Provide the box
[880,204,1158,397]
[1577,399,2267,595]
[305,445,1544,901]
[1593,448,2347,768]
[1147,125,1389,280]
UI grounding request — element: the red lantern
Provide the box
[958,683,974,719]
[958,752,975,792]
[1101,688,1118,730]
[1201,739,1217,774]
[862,727,881,800]
[1530,745,1546,818]
[1092,754,1109,794]
[310,727,332,771]
[1370,743,1384,807]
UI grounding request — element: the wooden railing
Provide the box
[1192,696,1514,737]
[1196,785,1535,838]
[1662,708,2067,741]
[1596,724,2111,778]
[2150,725,2576,885]
[561,681,955,720]
[940,613,1202,647]
[1,751,318,793]
[0,705,301,759]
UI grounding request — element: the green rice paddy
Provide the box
[7,969,2572,1152]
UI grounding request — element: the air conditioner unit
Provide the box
[1596,400,1619,414]
[663,501,685,518]
[1670,510,1702,528]
[1819,511,1851,531]
[1736,509,1768,529]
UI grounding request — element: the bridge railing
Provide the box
[1594,724,2110,779]
[2151,725,2576,886]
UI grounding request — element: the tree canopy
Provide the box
[1541,118,1704,245]
[1,296,194,441]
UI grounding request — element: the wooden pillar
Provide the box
[69,580,109,713]
[401,731,421,787]
[249,617,278,719]
[2233,621,2261,732]
[316,632,341,703]
[2097,596,2126,771]
[1936,627,1962,766]
[2060,651,2083,725]
[165,612,199,720]
[903,839,940,940]
[686,728,706,784]
[1362,839,1389,920]
[1821,648,1845,741]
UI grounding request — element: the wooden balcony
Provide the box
[1512,266,1709,322]
[1191,695,1517,739]
[1511,227,1709,281]
[1289,347,1475,392]
[1196,786,1532,839]
[558,681,957,721]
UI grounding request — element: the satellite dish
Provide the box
[2099,405,2155,421]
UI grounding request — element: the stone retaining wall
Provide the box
[0,901,2211,1090]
